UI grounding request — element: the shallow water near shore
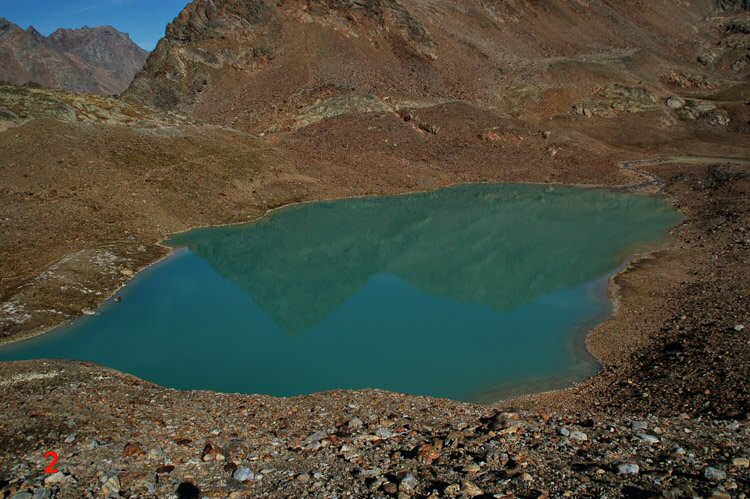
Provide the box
[0,184,681,402]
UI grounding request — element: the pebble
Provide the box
[444,484,460,497]
[638,433,660,444]
[44,472,75,485]
[383,482,398,494]
[570,430,587,442]
[359,468,382,478]
[156,465,175,474]
[399,474,417,492]
[631,420,648,432]
[704,467,726,481]
[557,427,570,437]
[376,427,396,439]
[233,467,254,482]
[304,431,327,445]
[460,480,484,497]
[734,324,745,332]
[732,457,749,468]
[665,95,686,109]
[347,417,363,430]
[101,475,120,496]
[617,463,640,475]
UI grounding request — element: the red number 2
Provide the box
[45,451,59,474]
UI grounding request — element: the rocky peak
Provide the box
[48,25,148,73]
[25,26,47,40]
[0,20,148,95]
[166,0,272,42]
[0,17,16,34]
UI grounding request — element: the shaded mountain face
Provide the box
[0,19,148,95]
[125,0,739,132]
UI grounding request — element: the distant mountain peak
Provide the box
[0,21,148,95]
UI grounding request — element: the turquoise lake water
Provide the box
[0,184,681,402]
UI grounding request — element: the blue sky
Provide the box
[1,0,192,50]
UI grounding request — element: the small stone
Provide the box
[369,477,386,491]
[233,467,254,482]
[617,463,640,475]
[44,472,75,485]
[444,484,460,497]
[665,96,686,109]
[520,472,533,482]
[570,430,587,442]
[376,427,396,439]
[631,420,648,432]
[638,433,660,444]
[418,444,440,464]
[711,491,731,499]
[102,475,121,496]
[399,474,418,492]
[557,427,570,437]
[347,417,364,430]
[704,467,726,481]
[732,457,749,468]
[383,482,398,494]
[359,468,382,478]
[460,480,484,497]
[303,431,327,445]
[11,492,32,499]
[156,465,175,474]
[734,324,745,332]
[64,434,76,444]
[123,442,145,457]
[463,463,481,473]
[297,473,311,482]
[542,131,552,139]
[712,114,730,127]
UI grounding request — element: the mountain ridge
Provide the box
[0,19,148,95]
[125,0,742,133]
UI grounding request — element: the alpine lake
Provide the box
[0,184,682,402]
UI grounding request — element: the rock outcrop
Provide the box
[0,19,148,95]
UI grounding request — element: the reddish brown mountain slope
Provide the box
[0,19,148,95]
[126,0,746,132]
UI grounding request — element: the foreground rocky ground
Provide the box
[0,360,748,498]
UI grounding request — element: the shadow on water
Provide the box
[0,184,682,402]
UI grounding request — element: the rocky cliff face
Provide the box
[0,19,148,95]
[125,0,733,132]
